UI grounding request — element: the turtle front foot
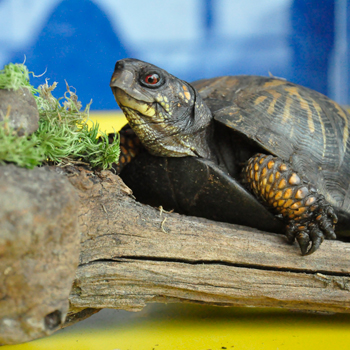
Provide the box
[242,153,338,255]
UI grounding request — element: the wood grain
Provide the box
[67,167,350,317]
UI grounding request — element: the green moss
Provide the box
[0,62,37,93]
[0,120,44,168]
[0,63,120,169]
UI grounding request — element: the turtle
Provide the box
[110,58,350,255]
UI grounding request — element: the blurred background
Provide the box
[1,0,349,111]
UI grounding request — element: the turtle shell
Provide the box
[118,73,350,237]
[192,76,350,222]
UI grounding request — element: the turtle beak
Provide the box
[110,61,135,92]
[110,60,154,103]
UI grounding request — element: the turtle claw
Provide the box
[288,227,323,256]
[296,232,311,255]
[285,204,337,255]
[303,226,324,256]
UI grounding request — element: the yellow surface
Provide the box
[3,304,350,350]
[88,110,127,133]
[3,113,350,349]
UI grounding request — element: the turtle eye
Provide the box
[144,74,159,85]
[140,72,164,88]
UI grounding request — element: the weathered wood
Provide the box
[0,165,80,345]
[67,167,350,318]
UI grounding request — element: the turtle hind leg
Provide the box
[241,153,337,255]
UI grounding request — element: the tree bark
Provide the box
[67,167,350,322]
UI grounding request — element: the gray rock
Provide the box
[0,88,39,135]
[0,165,80,345]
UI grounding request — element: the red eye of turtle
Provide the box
[144,73,160,85]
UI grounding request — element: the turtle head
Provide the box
[110,58,213,158]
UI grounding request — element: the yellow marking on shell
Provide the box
[184,91,191,100]
[312,100,327,157]
[254,95,268,106]
[333,102,349,153]
[283,188,293,199]
[259,157,265,164]
[179,92,184,99]
[164,96,168,102]
[165,103,170,110]
[289,173,301,185]
[275,172,281,179]
[284,86,315,133]
[267,90,282,115]
[261,167,267,176]
[254,172,259,181]
[264,80,286,88]
[183,85,188,91]
[283,199,294,208]
[295,187,308,199]
[268,173,274,183]
[273,201,278,207]
[282,95,293,124]
[254,163,259,171]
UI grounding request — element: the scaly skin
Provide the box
[242,154,337,254]
[111,125,144,174]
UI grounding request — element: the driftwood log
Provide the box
[67,167,350,317]
[1,164,350,344]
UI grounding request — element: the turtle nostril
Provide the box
[114,60,125,72]
[44,310,62,330]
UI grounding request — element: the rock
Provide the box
[0,165,80,345]
[0,88,39,135]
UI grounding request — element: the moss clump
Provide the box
[0,62,36,93]
[0,118,44,168]
[0,63,120,169]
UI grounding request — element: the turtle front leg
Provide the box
[111,125,144,174]
[242,153,337,255]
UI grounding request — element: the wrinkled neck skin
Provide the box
[113,82,213,159]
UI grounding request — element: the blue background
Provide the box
[1,0,349,110]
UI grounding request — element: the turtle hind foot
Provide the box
[286,200,337,255]
[242,153,338,255]
[286,204,337,256]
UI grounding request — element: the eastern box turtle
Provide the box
[110,58,350,255]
